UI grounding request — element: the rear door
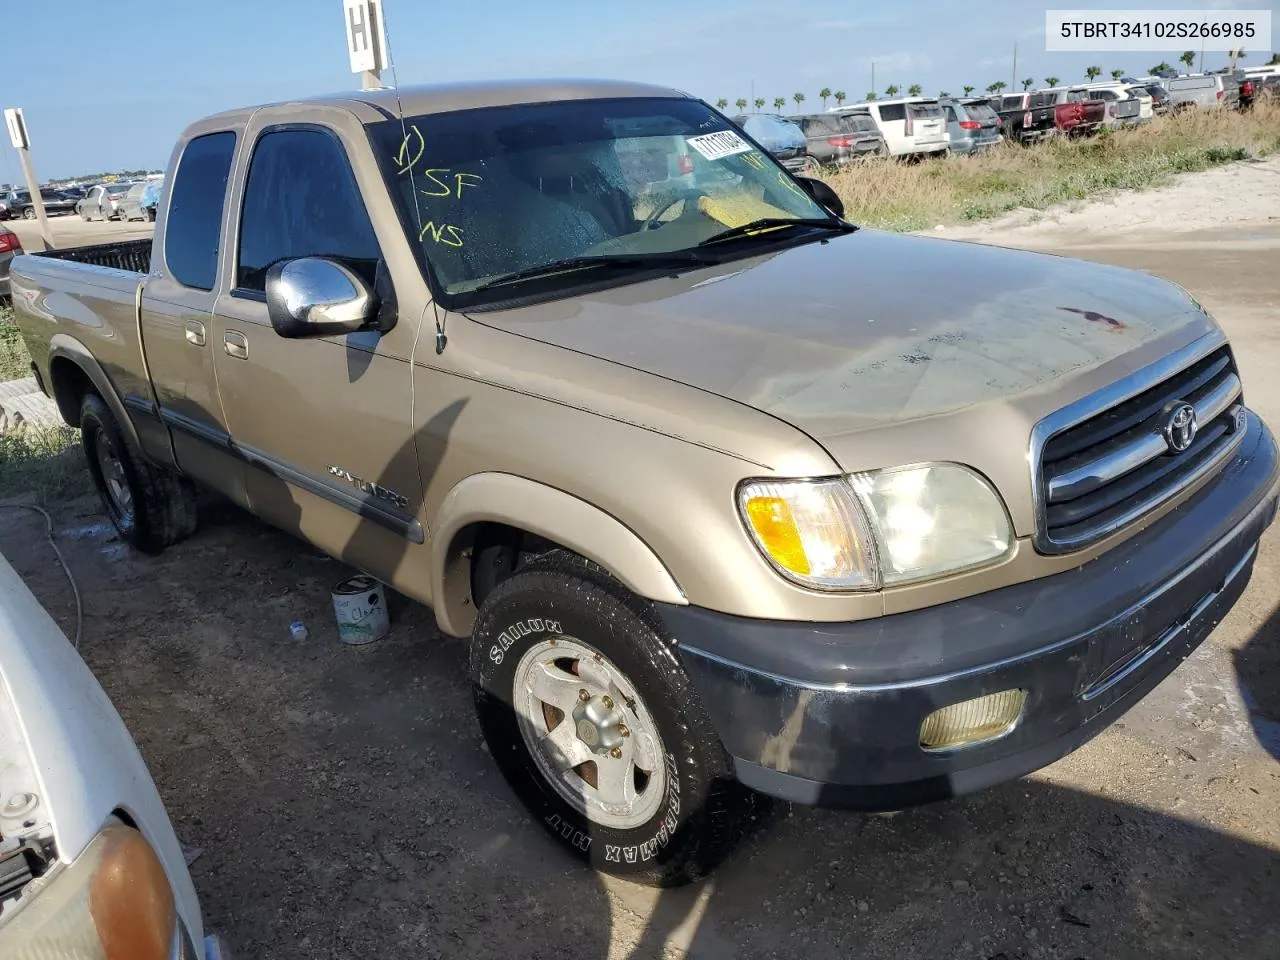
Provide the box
[138,129,248,498]
[210,109,427,583]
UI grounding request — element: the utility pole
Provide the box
[871,62,877,96]
[1199,37,1205,73]
[4,108,52,251]
[344,0,388,90]
[1011,41,1018,94]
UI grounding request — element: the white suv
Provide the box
[829,97,949,158]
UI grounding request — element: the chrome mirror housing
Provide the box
[265,257,379,339]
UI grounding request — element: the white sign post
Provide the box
[343,0,389,91]
[3,107,53,251]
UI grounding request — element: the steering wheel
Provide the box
[640,194,690,231]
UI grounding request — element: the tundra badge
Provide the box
[327,465,410,509]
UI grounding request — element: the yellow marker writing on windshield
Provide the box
[742,151,766,170]
[395,125,424,175]
[420,221,464,247]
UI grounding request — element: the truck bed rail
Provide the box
[35,239,151,274]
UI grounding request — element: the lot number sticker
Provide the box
[686,130,751,161]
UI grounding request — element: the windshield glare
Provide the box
[368,97,832,301]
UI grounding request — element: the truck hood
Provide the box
[473,228,1211,457]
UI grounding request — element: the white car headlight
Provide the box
[738,464,1013,591]
[849,463,1013,585]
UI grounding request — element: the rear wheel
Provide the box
[80,393,198,554]
[471,552,759,887]
[22,207,35,220]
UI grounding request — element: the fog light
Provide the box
[919,689,1027,752]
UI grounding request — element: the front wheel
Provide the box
[470,553,758,887]
[22,207,35,220]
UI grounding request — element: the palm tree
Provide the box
[1179,50,1196,70]
[753,97,765,112]
[1022,77,1034,90]
[1228,48,1246,70]
[1044,76,1060,87]
[819,87,832,109]
[938,90,951,98]
[963,85,975,96]
[793,92,805,110]
[884,84,900,98]
[715,98,728,110]
[1110,69,1124,80]
[735,98,748,112]
[908,84,922,96]
[986,81,1007,95]
[1149,62,1173,75]
[834,90,847,107]
[1085,65,1101,81]
[774,97,786,110]
[865,91,877,101]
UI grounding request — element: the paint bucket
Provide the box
[331,574,390,646]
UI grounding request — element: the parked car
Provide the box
[831,97,949,158]
[0,548,229,958]
[1136,81,1172,115]
[1073,83,1145,127]
[1164,73,1241,111]
[940,97,1001,154]
[989,91,1060,143]
[9,79,1279,889]
[792,113,884,165]
[118,180,163,221]
[76,181,134,221]
[1,188,78,220]
[729,113,816,174]
[141,179,164,220]
[0,225,20,300]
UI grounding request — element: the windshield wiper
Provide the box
[697,217,855,247]
[469,252,712,293]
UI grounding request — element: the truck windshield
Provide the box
[367,97,833,305]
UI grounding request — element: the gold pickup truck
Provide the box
[10,79,1279,887]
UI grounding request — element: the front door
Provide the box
[210,119,427,590]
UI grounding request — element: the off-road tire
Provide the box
[470,551,759,887]
[80,392,198,554]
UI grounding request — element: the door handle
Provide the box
[184,319,206,346]
[223,330,249,360]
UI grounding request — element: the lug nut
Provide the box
[618,724,630,738]
[578,689,591,702]
[609,746,623,759]
[602,695,614,710]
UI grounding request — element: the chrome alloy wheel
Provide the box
[512,636,667,830]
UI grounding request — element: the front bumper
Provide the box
[661,412,1279,809]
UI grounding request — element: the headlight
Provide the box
[738,464,1012,591]
[737,478,878,589]
[4,821,178,960]
[849,463,1013,585]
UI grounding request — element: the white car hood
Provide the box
[0,549,202,943]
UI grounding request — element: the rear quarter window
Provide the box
[164,131,237,291]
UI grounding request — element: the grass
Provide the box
[824,99,1280,232]
[0,305,31,381]
[0,305,87,504]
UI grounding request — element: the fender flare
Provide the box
[46,334,144,453]
[431,472,687,637]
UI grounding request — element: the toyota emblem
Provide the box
[1163,402,1198,453]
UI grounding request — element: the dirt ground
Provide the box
[4,163,1280,960]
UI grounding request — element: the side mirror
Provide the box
[265,257,380,339]
[794,175,845,220]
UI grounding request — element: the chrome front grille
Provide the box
[1033,338,1247,554]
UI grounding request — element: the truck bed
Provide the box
[35,238,151,274]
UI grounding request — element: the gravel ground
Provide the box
[3,162,1280,959]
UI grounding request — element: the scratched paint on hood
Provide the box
[476,229,1207,437]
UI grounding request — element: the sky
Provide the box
[2,0,1276,181]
